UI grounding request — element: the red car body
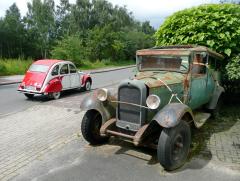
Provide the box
[18,59,92,99]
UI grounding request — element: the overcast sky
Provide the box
[0,0,219,28]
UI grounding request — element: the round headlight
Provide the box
[97,88,108,101]
[146,95,161,109]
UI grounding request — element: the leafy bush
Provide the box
[155,4,240,57]
[51,35,85,66]
[226,55,240,80]
[155,4,240,92]
[0,59,32,75]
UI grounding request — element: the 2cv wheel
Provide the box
[81,110,109,145]
[157,121,191,171]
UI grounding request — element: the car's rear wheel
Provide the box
[157,121,191,171]
[84,80,91,91]
[24,93,34,99]
[48,92,61,100]
[81,110,109,145]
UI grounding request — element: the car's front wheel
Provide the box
[81,110,109,145]
[24,93,34,99]
[157,121,191,171]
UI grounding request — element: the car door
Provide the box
[60,63,71,89]
[189,53,208,109]
[69,63,80,88]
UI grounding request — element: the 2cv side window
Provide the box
[60,64,69,74]
[69,64,77,73]
[51,65,59,76]
[191,53,208,75]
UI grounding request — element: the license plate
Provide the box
[25,86,36,91]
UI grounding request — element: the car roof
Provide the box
[33,59,64,67]
[137,45,224,60]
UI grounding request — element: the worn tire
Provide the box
[81,110,109,145]
[157,121,191,171]
[84,80,91,91]
[24,93,34,99]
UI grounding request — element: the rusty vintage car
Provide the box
[80,45,224,170]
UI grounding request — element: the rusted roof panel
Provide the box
[137,45,224,60]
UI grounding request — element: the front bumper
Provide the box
[100,118,150,146]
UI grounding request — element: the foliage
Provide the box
[0,0,155,64]
[0,59,32,75]
[155,4,240,57]
[155,4,240,85]
[51,35,85,66]
[226,55,240,80]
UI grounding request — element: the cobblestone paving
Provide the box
[195,106,240,171]
[0,105,83,181]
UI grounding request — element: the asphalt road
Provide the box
[0,67,134,117]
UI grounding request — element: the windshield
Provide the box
[137,55,189,73]
[28,64,49,73]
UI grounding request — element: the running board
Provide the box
[194,112,211,128]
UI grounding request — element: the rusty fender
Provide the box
[80,89,117,124]
[151,103,194,128]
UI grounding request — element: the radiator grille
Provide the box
[118,86,141,125]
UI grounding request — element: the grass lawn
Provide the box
[0,59,134,76]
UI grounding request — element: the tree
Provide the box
[26,0,56,58]
[141,21,155,35]
[0,3,25,58]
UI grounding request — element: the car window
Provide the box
[28,64,49,73]
[69,64,77,73]
[138,55,189,73]
[51,65,59,76]
[60,64,69,74]
[192,53,207,75]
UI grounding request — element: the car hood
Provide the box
[134,71,185,88]
[22,71,47,87]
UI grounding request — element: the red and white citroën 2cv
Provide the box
[18,59,92,99]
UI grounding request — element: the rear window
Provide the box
[28,64,49,73]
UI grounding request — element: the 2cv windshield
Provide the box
[137,55,189,73]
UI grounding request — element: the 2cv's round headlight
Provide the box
[97,88,108,101]
[146,95,161,109]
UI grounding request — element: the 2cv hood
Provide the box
[134,71,185,88]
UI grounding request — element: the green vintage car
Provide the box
[80,45,224,170]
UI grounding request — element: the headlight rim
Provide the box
[97,88,108,102]
[146,94,161,110]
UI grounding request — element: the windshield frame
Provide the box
[28,64,50,73]
[136,54,190,73]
